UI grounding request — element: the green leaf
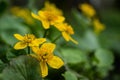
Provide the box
[96,66,113,77]
[77,30,100,51]
[61,49,87,64]
[0,15,30,46]
[0,1,8,15]
[94,49,114,67]
[99,10,120,53]
[72,9,91,28]
[62,71,77,80]
[0,73,2,80]
[0,60,6,72]
[1,55,42,80]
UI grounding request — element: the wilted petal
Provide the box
[14,34,24,41]
[40,61,48,77]
[14,42,27,49]
[47,56,64,69]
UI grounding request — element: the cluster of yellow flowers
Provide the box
[32,1,78,44]
[79,3,105,34]
[14,34,64,77]
[13,1,78,78]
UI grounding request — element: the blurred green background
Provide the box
[0,0,120,80]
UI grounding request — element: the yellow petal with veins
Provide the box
[14,42,27,49]
[14,34,24,41]
[40,43,56,54]
[40,61,48,77]
[47,56,64,69]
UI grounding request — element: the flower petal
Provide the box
[54,23,66,31]
[38,11,46,19]
[14,34,24,41]
[14,42,27,49]
[41,20,50,29]
[30,38,46,47]
[40,43,56,54]
[55,16,65,23]
[40,61,48,77]
[35,38,46,45]
[31,12,41,21]
[30,54,39,61]
[31,46,40,54]
[32,12,50,29]
[62,32,78,44]
[62,32,70,41]
[70,37,78,44]
[47,56,64,69]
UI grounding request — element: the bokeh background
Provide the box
[0,0,120,80]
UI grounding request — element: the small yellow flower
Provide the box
[11,6,34,25]
[32,43,64,77]
[14,34,46,50]
[93,19,105,34]
[79,3,96,18]
[55,23,78,44]
[31,10,65,29]
[43,1,63,16]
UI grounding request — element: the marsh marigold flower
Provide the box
[14,34,46,50]
[31,10,65,29]
[43,1,63,16]
[11,6,34,25]
[55,23,78,44]
[93,19,105,34]
[79,3,96,18]
[31,43,64,77]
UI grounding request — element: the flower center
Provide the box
[45,12,57,22]
[41,53,48,62]
[23,34,35,44]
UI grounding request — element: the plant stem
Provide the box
[43,29,49,38]
[27,46,30,54]
[52,34,61,43]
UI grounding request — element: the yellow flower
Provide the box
[43,1,63,16]
[31,10,65,29]
[32,43,64,77]
[11,6,34,25]
[93,19,105,34]
[79,3,96,18]
[55,23,78,44]
[14,34,46,50]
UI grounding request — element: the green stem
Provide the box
[27,46,30,54]
[43,29,49,38]
[52,34,61,43]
